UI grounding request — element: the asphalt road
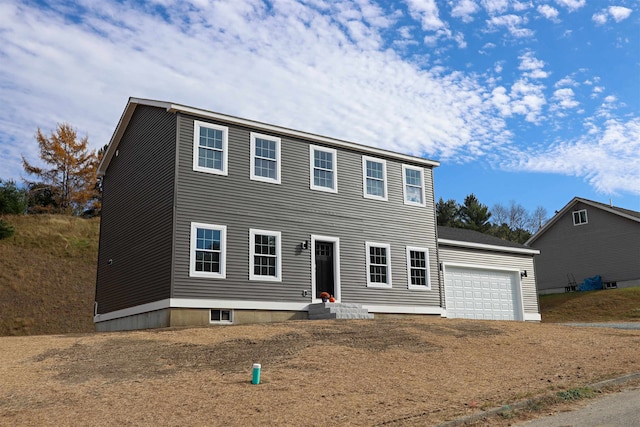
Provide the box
[517,387,640,427]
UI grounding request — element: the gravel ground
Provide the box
[561,322,640,330]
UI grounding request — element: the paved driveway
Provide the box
[517,386,640,427]
[561,322,640,330]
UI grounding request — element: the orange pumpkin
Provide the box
[329,297,336,302]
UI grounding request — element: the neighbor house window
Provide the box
[402,165,425,207]
[193,121,228,175]
[406,246,430,290]
[210,309,233,324]
[573,209,588,225]
[250,132,281,184]
[190,222,227,278]
[249,229,282,281]
[362,156,387,201]
[310,145,337,193]
[366,242,392,287]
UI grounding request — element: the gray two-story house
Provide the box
[94,98,444,331]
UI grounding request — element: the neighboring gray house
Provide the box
[94,98,540,331]
[438,227,540,321]
[526,197,640,294]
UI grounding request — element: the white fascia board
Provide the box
[165,102,440,168]
[438,238,540,255]
[361,305,443,315]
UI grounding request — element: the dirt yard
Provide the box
[1,317,639,426]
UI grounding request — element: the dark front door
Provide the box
[315,241,334,298]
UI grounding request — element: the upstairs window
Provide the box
[249,229,282,281]
[362,156,387,201]
[402,165,425,207]
[190,223,226,278]
[366,242,392,287]
[310,145,337,193]
[250,133,281,184]
[406,246,430,290]
[573,209,588,225]
[193,121,228,175]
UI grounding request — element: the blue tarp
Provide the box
[579,275,602,291]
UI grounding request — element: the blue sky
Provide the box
[1,0,638,219]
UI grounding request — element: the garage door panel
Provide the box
[445,266,520,321]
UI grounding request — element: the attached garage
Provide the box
[444,266,521,320]
[438,226,541,322]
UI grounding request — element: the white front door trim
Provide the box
[310,235,341,303]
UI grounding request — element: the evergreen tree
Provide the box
[0,178,28,214]
[22,123,99,215]
[436,197,460,227]
[459,193,491,232]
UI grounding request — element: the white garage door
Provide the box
[444,266,521,320]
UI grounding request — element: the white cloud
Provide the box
[592,11,608,25]
[510,118,640,194]
[608,6,632,22]
[552,88,579,109]
[481,0,509,14]
[509,79,547,122]
[555,77,577,87]
[518,51,549,79]
[554,0,586,12]
[486,14,534,38]
[406,0,446,31]
[0,0,514,181]
[450,0,479,23]
[537,5,560,21]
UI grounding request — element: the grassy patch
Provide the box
[540,288,640,323]
[0,214,99,336]
[556,387,595,401]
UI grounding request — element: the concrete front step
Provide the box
[307,302,374,320]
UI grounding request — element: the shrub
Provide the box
[0,219,15,239]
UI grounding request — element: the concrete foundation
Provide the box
[95,308,309,332]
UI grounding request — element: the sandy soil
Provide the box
[1,317,639,426]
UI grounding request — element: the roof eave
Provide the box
[438,238,540,255]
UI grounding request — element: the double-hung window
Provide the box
[402,165,425,207]
[249,229,282,281]
[193,121,228,175]
[573,209,588,225]
[250,132,281,184]
[362,156,387,200]
[366,242,392,287]
[406,246,430,290]
[190,222,227,278]
[310,145,337,193]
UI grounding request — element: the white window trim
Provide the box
[572,209,588,226]
[309,145,338,193]
[402,164,426,207]
[365,242,392,288]
[250,132,281,184]
[249,229,282,282]
[210,309,233,324]
[406,246,431,290]
[193,121,228,175]
[189,222,227,278]
[362,155,388,201]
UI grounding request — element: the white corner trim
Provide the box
[438,238,540,255]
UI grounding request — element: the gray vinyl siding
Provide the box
[172,113,440,307]
[438,245,539,314]
[95,106,176,314]
[532,202,640,291]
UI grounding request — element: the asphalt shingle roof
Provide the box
[437,226,533,249]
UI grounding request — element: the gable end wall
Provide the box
[95,105,177,314]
